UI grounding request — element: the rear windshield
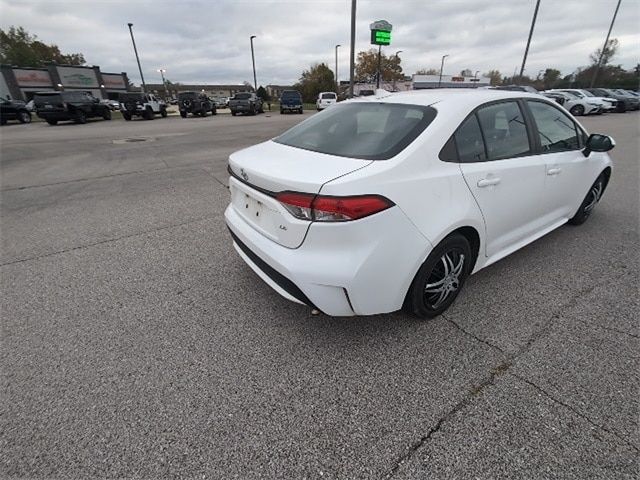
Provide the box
[234,93,251,99]
[275,102,437,160]
[34,93,61,103]
[119,93,143,101]
[321,93,336,99]
[282,91,301,98]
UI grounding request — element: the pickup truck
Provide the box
[280,90,303,114]
[229,92,263,116]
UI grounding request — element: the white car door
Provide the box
[457,100,547,259]
[525,99,594,220]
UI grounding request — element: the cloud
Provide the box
[1,0,638,86]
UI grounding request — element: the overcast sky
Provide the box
[1,0,638,86]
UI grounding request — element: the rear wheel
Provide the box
[211,107,217,115]
[405,234,472,318]
[75,111,87,124]
[160,107,167,118]
[143,108,154,120]
[569,105,585,116]
[18,111,32,123]
[102,109,112,120]
[46,119,58,125]
[299,108,304,114]
[180,111,187,118]
[231,111,237,116]
[568,174,606,225]
[122,112,132,121]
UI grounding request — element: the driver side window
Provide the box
[527,100,580,152]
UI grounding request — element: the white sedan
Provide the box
[225,90,614,317]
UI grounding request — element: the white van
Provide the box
[316,92,337,110]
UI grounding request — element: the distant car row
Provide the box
[494,85,640,115]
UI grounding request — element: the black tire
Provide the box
[211,107,217,115]
[200,109,207,117]
[405,234,472,318]
[18,111,32,124]
[299,108,303,114]
[160,108,167,118]
[569,104,585,116]
[143,108,154,120]
[250,106,256,116]
[568,174,606,225]
[0,118,7,125]
[280,109,284,114]
[75,111,87,124]
[122,112,132,121]
[180,111,187,118]
[46,119,58,125]
[231,111,237,116]
[259,106,264,114]
[102,109,112,121]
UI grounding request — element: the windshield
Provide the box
[234,93,251,99]
[580,90,594,97]
[275,102,437,160]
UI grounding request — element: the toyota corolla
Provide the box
[225,90,614,317]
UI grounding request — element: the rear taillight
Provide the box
[276,192,394,222]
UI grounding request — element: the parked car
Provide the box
[585,88,629,112]
[316,92,338,111]
[494,85,539,93]
[100,99,121,111]
[178,91,216,117]
[542,91,600,116]
[610,89,640,110]
[573,89,618,112]
[35,91,111,125]
[280,90,303,114]
[225,90,613,317]
[229,92,263,116]
[212,97,228,109]
[0,98,32,125]
[549,89,615,113]
[541,92,566,106]
[119,92,167,121]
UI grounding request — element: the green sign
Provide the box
[371,29,391,46]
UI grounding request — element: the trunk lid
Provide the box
[228,140,372,248]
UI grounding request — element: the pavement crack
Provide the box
[444,314,506,355]
[0,215,215,267]
[510,372,640,453]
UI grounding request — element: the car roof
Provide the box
[349,88,547,110]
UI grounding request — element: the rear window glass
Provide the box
[321,93,336,99]
[282,91,300,98]
[275,102,437,160]
[234,93,251,99]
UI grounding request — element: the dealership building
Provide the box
[0,63,130,101]
[412,74,490,89]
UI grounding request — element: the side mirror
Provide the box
[583,133,615,157]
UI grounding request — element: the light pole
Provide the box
[250,35,257,91]
[127,22,146,92]
[335,44,341,93]
[591,0,622,87]
[438,54,449,88]
[157,68,167,99]
[519,0,541,83]
[348,0,356,98]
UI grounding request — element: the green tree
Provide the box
[256,85,270,102]
[293,63,335,103]
[589,38,619,66]
[0,26,85,67]
[355,49,403,83]
[484,70,502,86]
[541,68,562,89]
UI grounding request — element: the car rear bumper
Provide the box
[281,104,302,110]
[225,202,431,316]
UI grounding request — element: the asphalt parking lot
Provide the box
[1,111,638,478]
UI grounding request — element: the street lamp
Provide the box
[157,68,167,99]
[335,44,341,93]
[250,35,257,91]
[127,22,146,92]
[438,54,449,88]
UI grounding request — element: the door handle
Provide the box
[547,167,562,175]
[477,177,501,188]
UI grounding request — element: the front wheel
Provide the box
[46,119,58,125]
[568,174,606,225]
[570,105,585,116]
[143,108,154,120]
[160,108,167,118]
[405,234,472,318]
[180,111,187,118]
[122,112,132,121]
[231,111,236,116]
[211,108,217,115]
[18,111,32,123]
[75,111,87,124]
[102,109,112,120]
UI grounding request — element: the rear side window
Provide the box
[527,101,580,152]
[455,115,486,162]
[275,102,437,160]
[476,101,531,160]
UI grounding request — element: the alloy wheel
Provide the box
[424,250,465,309]
[584,180,603,213]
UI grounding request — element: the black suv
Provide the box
[0,98,32,125]
[34,91,111,125]
[178,91,216,117]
